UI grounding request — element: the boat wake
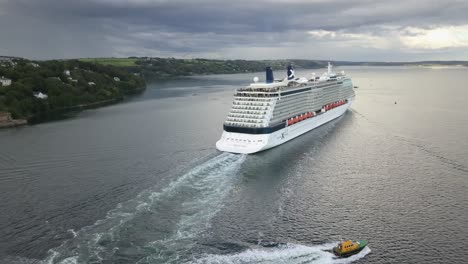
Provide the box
[191,242,371,264]
[42,152,246,264]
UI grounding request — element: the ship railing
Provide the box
[224,121,267,128]
[229,111,266,116]
[228,113,265,118]
[235,92,279,98]
[231,109,267,114]
[233,101,271,106]
[226,117,265,123]
[231,106,269,111]
[231,107,269,112]
[233,97,273,102]
[231,108,267,112]
[237,87,283,92]
[232,105,270,109]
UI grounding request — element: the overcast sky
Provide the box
[1,0,468,61]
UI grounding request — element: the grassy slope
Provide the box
[79,58,138,67]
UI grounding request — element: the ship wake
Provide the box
[191,242,371,264]
[43,152,246,264]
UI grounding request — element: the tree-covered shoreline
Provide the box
[0,59,145,121]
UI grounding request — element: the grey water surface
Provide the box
[1,67,467,263]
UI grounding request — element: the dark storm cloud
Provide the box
[1,0,468,60]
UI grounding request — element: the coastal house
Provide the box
[113,77,120,82]
[30,63,40,68]
[0,76,12,86]
[64,70,71,76]
[33,92,48,99]
[88,82,96,86]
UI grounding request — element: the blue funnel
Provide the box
[287,65,295,80]
[266,67,274,83]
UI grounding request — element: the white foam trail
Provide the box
[58,257,78,264]
[140,153,247,262]
[42,153,246,264]
[67,229,77,238]
[191,243,371,264]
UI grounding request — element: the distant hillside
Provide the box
[78,58,329,78]
[79,57,468,79]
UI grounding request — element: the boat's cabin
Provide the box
[338,240,359,253]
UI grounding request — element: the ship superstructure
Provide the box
[216,63,355,154]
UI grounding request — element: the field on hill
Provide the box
[79,58,138,67]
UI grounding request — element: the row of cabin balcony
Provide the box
[234,97,273,102]
[233,100,271,105]
[224,121,266,128]
[233,101,271,106]
[228,113,265,119]
[231,106,269,111]
[237,87,281,92]
[231,105,268,113]
[230,109,267,115]
[235,93,279,98]
[226,117,265,124]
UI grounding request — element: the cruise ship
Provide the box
[216,63,355,154]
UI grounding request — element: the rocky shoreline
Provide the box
[0,112,27,128]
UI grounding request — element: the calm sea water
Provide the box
[0,66,467,264]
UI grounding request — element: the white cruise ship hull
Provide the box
[216,97,354,154]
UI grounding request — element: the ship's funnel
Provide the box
[266,67,274,83]
[287,65,295,80]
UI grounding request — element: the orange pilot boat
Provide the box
[332,239,368,258]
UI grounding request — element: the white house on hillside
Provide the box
[0,76,12,86]
[33,92,48,99]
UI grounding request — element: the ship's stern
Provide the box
[216,131,270,154]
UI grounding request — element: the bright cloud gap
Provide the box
[1,0,468,61]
